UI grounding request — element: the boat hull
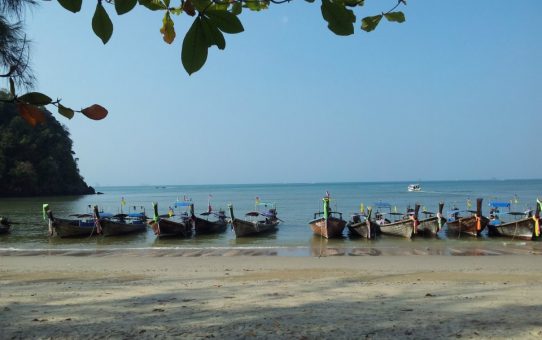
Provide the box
[52,218,98,238]
[100,219,147,236]
[446,216,489,237]
[378,219,414,238]
[347,221,379,239]
[231,218,279,237]
[417,216,446,237]
[309,217,346,239]
[151,218,193,237]
[487,218,536,240]
[194,217,228,235]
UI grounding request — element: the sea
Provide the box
[1,180,541,256]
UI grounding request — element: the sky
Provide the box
[8,0,542,186]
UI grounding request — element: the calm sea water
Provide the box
[1,180,541,255]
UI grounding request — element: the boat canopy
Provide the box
[489,201,511,208]
[174,201,192,208]
[128,212,146,218]
[99,212,114,218]
[260,210,277,218]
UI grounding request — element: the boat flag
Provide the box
[208,194,213,213]
[514,195,519,204]
[538,198,542,210]
[121,197,126,206]
[466,198,472,209]
[323,196,330,220]
[360,203,365,214]
[168,207,174,217]
[393,206,397,213]
[255,196,260,205]
[42,203,49,220]
[423,206,427,212]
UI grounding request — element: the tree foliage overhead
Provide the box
[60,0,407,75]
[0,90,96,196]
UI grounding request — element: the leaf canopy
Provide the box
[321,0,355,36]
[115,0,138,15]
[205,10,244,34]
[57,0,82,13]
[160,12,176,44]
[92,2,114,44]
[81,104,108,120]
[361,14,382,32]
[384,11,405,23]
[19,92,52,106]
[58,104,75,120]
[181,17,208,75]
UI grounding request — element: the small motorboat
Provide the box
[408,184,421,192]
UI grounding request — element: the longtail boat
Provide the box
[191,198,228,235]
[150,202,193,237]
[373,202,415,239]
[417,202,446,237]
[94,205,147,237]
[0,216,12,234]
[446,198,489,237]
[309,194,346,239]
[44,204,102,238]
[347,207,379,239]
[229,201,280,237]
[486,200,542,240]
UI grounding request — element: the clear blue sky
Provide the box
[14,0,542,186]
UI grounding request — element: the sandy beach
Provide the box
[1,254,542,339]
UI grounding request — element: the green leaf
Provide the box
[361,14,382,32]
[160,12,176,44]
[211,2,229,11]
[58,104,75,119]
[115,0,138,15]
[138,0,167,11]
[205,10,244,34]
[18,92,52,106]
[231,2,242,15]
[384,11,405,23]
[57,0,82,13]
[92,2,114,44]
[201,17,225,49]
[321,0,355,36]
[182,17,209,75]
[244,0,268,11]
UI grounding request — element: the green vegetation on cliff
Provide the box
[0,92,95,197]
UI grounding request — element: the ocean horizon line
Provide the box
[94,178,542,189]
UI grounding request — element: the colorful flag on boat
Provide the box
[323,196,330,220]
[42,203,49,220]
[466,198,472,209]
[121,197,126,206]
[360,203,365,214]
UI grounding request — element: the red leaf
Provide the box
[183,0,196,16]
[17,103,46,127]
[81,104,108,120]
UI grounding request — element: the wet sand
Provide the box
[1,255,542,339]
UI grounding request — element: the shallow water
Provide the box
[1,180,541,255]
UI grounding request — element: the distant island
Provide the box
[0,94,95,197]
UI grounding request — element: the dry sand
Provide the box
[1,255,542,339]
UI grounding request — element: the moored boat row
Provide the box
[308,194,542,240]
[3,195,541,242]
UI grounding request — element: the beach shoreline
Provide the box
[1,255,542,339]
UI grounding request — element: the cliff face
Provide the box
[0,101,95,197]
